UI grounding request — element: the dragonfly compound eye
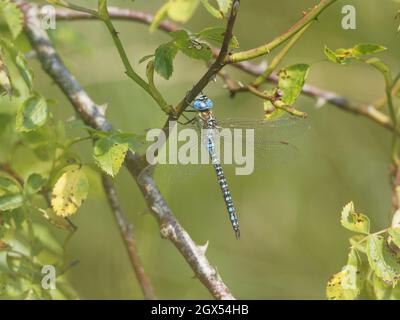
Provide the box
[193,95,214,111]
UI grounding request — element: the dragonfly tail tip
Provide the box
[235,229,240,240]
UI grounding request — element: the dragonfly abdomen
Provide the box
[206,129,240,239]
[213,161,240,239]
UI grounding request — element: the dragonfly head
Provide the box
[192,95,214,111]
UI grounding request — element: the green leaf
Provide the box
[326,248,362,300]
[369,272,400,300]
[1,38,34,91]
[0,176,23,211]
[0,1,23,39]
[16,95,49,132]
[389,227,400,248]
[25,173,47,195]
[366,235,400,285]
[93,137,129,177]
[170,30,212,61]
[340,201,370,234]
[168,0,200,23]
[154,43,178,79]
[278,64,310,105]
[51,165,89,217]
[0,51,12,97]
[196,26,239,48]
[353,43,387,56]
[324,43,387,65]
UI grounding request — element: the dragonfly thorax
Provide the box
[193,94,214,111]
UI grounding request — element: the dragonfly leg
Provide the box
[178,114,196,125]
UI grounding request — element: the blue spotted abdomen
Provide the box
[206,132,240,239]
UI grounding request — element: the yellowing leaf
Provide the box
[150,2,170,33]
[93,137,129,177]
[326,249,362,300]
[340,201,370,234]
[327,271,346,300]
[168,0,200,23]
[51,166,89,217]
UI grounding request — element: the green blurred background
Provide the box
[24,0,400,298]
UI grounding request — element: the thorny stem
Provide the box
[102,175,156,300]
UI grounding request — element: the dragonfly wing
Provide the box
[217,116,310,141]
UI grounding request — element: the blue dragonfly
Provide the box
[191,94,241,239]
[140,94,307,239]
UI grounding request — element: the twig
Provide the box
[102,175,156,300]
[22,3,234,300]
[246,85,307,118]
[236,66,396,133]
[53,6,177,32]
[0,163,24,185]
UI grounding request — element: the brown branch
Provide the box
[53,6,178,32]
[102,175,156,300]
[0,163,24,186]
[53,6,396,134]
[233,63,395,132]
[22,2,234,300]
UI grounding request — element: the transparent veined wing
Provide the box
[137,115,308,186]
